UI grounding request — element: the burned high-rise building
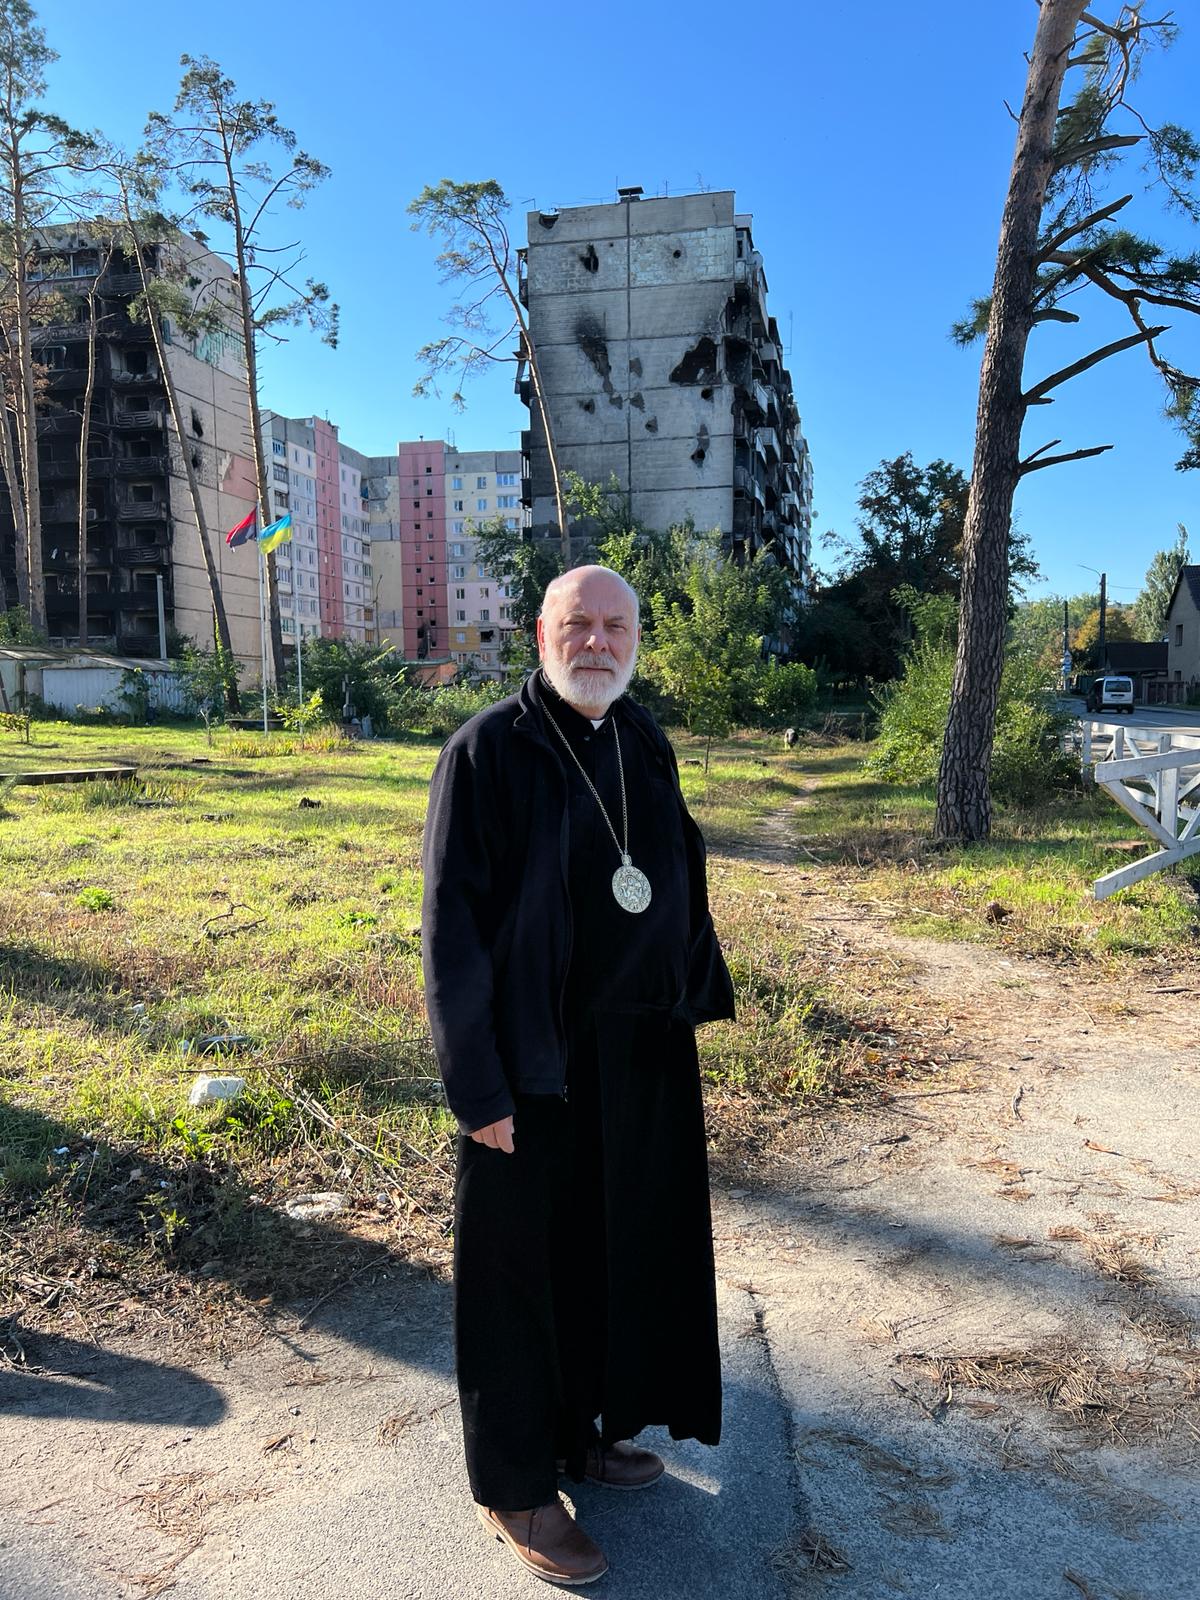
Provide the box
[0,229,262,665]
[518,188,812,596]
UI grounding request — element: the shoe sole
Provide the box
[583,1464,664,1491]
[476,1506,609,1587]
[557,1461,666,1492]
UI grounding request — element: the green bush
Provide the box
[748,658,819,730]
[417,681,509,738]
[868,640,955,784]
[870,600,1076,804]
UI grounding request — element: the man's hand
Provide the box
[469,1115,515,1154]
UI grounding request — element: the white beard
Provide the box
[542,646,637,713]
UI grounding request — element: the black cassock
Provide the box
[453,678,722,1512]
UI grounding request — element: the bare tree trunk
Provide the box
[0,401,29,613]
[236,285,284,685]
[11,177,46,633]
[934,0,1088,841]
[217,125,285,687]
[523,329,570,569]
[487,243,570,567]
[124,210,241,711]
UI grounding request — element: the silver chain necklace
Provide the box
[541,702,653,914]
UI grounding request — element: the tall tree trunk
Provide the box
[76,269,101,648]
[235,282,284,685]
[0,402,29,614]
[216,121,285,687]
[124,209,241,711]
[934,0,1088,841]
[491,249,569,568]
[11,173,46,632]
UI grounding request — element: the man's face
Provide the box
[537,571,640,714]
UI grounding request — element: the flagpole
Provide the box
[258,517,268,734]
[297,622,303,703]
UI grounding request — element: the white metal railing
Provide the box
[1081,718,1200,898]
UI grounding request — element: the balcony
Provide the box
[734,464,765,506]
[44,367,89,392]
[116,455,167,476]
[103,272,143,296]
[116,544,168,565]
[112,368,159,385]
[40,458,81,482]
[113,408,164,430]
[32,321,94,343]
[755,427,780,464]
[116,500,166,522]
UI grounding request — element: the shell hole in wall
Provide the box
[700,387,713,401]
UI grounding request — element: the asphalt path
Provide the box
[1062,696,1200,738]
[0,1277,799,1600]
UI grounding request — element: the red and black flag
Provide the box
[225,508,258,548]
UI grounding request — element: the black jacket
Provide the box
[420,673,736,1132]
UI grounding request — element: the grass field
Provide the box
[2,716,1196,1342]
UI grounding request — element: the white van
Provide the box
[1086,675,1135,714]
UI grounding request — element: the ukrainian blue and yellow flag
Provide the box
[258,512,293,555]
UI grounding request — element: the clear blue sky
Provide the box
[39,0,1199,606]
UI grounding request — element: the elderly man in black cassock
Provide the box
[421,565,735,1586]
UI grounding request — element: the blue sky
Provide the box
[39,0,1199,605]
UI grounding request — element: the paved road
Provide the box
[1062,696,1200,738]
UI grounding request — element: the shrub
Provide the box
[870,597,1075,805]
[748,658,819,730]
[417,681,509,739]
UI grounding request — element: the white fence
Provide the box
[1081,719,1200,899]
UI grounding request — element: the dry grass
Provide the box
[769,1528,852,1577]
[900,1341,1199,1449]
[797,1427,954,1490]
[116,1469,275,1598]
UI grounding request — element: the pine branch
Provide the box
[1023,325,1168,403]
[1018,443,1114,476]
[1036,193,1132,261]
[1052,132,1141,174]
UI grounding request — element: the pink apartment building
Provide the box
[397,439,448,659]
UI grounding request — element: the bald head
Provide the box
[536,565,642,716]
[539,565,639,627]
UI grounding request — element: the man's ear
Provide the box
[535,615,546,657]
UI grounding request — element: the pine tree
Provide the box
[937,3,1200,841]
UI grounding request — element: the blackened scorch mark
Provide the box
[670,336,719,385]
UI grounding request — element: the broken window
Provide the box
[670,337,718,385]
[131,482,155,503]
[125,349,149,376]
[190,408,204,438]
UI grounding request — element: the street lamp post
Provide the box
[1078,564,1107,668]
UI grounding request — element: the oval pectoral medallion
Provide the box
[612,857,652,914]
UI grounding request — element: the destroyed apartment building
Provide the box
[518,188,813,595]
[0,229,262,665]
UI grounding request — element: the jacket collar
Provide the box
[514,668,659,757]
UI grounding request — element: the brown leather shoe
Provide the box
[583,1440,665,1490]
[477,1497,608,1586]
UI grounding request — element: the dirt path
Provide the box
[3,835,1198,1598]
[711,844,1200,1599]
